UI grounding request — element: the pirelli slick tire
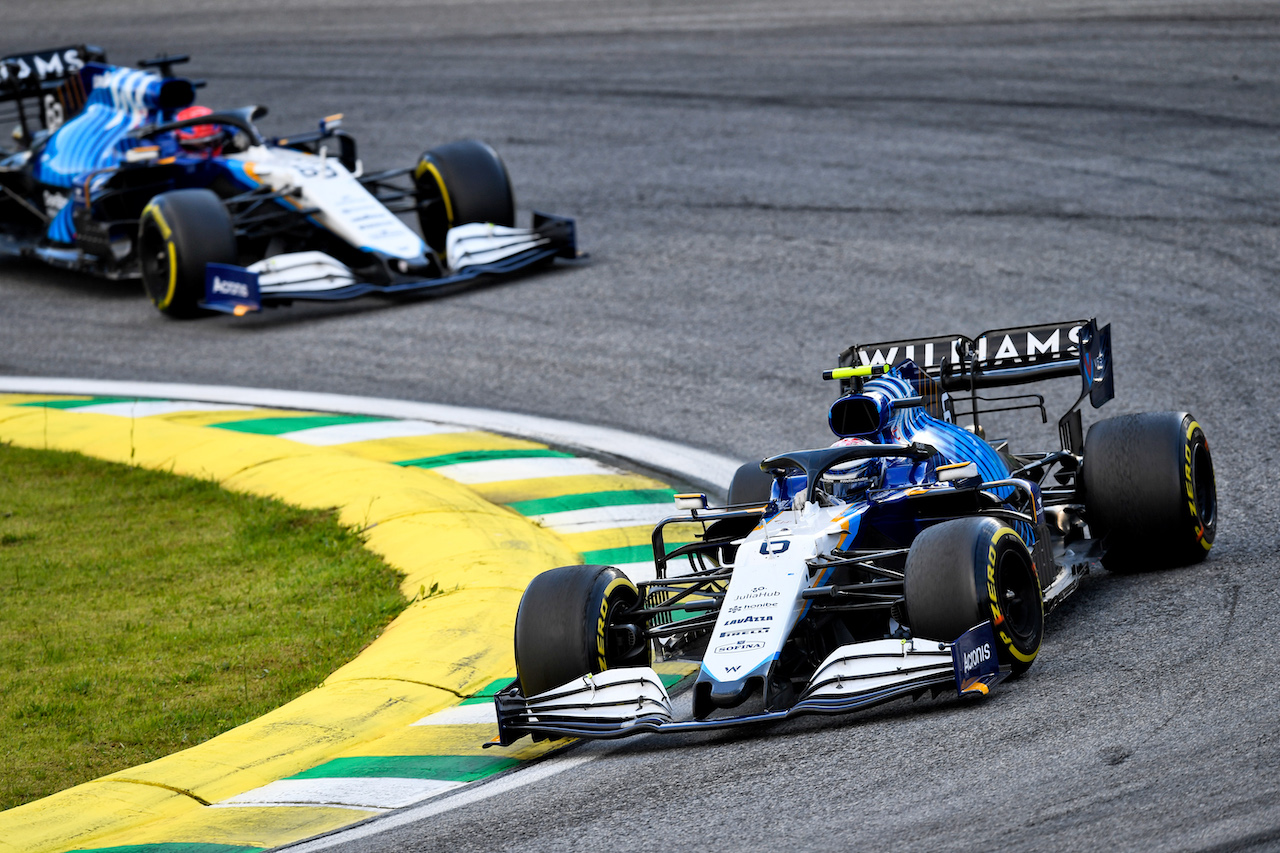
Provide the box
[1082,412,1216,572]
[138,189,236,319]
[904,517,1044,676]
[414,139,515,254]
[728,461,775,506]
[514,564,649,698]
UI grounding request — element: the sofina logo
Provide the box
[713,641,766,654]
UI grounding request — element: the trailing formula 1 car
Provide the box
[0,46,579,318]
[490,319,1217,744]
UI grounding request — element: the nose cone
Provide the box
[693,671,765,718]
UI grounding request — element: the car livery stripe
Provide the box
[0,390,707,853]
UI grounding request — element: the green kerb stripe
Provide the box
[580,544,657,565]
[460,678,516,704]
[507,489,676,517]
[395,448,570,469]
[210,415,389,435]
[16,396,147,409]
[77,844,264,853]
[581,542,696,566]
[289,755,518,782]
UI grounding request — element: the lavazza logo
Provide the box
[724,614,772,627]
[211,276,250,299]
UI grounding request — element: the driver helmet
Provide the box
[822,436,880,498]
[174,105,223,154]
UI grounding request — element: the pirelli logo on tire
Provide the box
[596,577,635,672]
[986,527,1022,629]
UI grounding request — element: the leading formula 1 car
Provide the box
[490,319,1217,744]
[0,45,579,318]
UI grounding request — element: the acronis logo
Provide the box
[210,276,250,299]
[961,643,992,675]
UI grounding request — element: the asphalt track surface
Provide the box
[2,1,1279,851]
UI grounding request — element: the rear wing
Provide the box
[838,319,1114,452]
[0,45,106,146]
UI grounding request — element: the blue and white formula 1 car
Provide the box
[0,46,578,318]
[491,319,1218,743]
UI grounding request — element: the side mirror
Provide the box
[674,493,708,511]
[937,461,978,483]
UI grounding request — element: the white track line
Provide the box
[276,419,467,446]
[215,778,463,811]
[411,703,497,727]
[72,400,254,417]
[0,378,738,491]
[430,456,620,484]
[528,502,678,533]
[277,755,595,852]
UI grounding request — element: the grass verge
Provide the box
[0,443,407,810]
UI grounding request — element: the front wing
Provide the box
[200,212,578,315]
[490,622,1006,746]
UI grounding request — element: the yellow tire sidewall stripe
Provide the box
[417,160,455,227]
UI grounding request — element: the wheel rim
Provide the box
[996,547,1040,648]
[138,219,169,303]
[1192,440,1216,533]
[604,594,646,668]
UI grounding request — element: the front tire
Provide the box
[414,139,516,254]
[1082,412,1216,571]
[904,517,1044,675]
[514,564,649,697]
[137,189,236,319]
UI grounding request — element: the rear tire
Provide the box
[1082,412,1216,571]
[904,517,1043,675]
[514,564,649,697]
[414,139,515,254]
[137,189,236,319]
